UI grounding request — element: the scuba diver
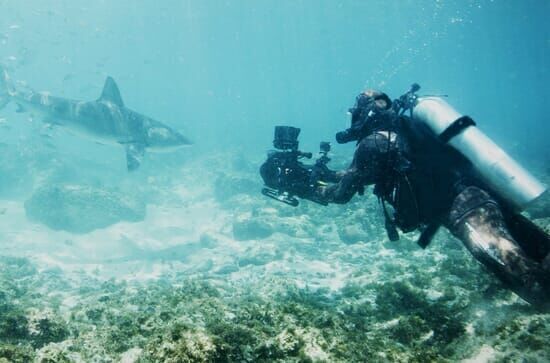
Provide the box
[260,85,550,308]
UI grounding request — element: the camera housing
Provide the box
[261,127,337,207]
[273,126,301,151]
[320,141,331,153]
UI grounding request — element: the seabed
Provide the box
[1,150,549,362]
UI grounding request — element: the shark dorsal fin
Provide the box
[99,77,124,106]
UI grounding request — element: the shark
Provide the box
[0,66,192,170]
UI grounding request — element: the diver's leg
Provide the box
[447,186,550,307]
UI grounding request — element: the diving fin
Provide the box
[417,222,441,249]
[503,211,550,263]
[125,143,145,171]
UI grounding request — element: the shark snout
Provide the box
[146,126,192,152]
[176,132,193,146]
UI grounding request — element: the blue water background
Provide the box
[0,0,548,176]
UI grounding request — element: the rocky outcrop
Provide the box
[232,218,273,241]
[24,184,146,233]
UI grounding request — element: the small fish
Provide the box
[60,55,72,64]
[63,73,75,81]
[0,117,9,129]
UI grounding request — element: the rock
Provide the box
[199,233,219,248]
[215,264,240,275]
[24,184,146,233]
[337,224,366,245]
[187,259,214,274]
[0,256,36,279]
[238,246,282,267]
[232,219,273,241]
[119,347,142,363]
[214,174,259,202]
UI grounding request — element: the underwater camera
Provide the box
[273,126,300,151]
[260,126,337,206]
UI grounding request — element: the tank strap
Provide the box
[439,116,476,143]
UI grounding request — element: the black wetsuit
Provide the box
[318,114,550,307]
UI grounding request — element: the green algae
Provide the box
[28,313,70,349]
[0,344,35,362]
[0,233,549,363]
[0,309,29,342]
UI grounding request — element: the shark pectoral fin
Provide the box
[125,143,145,171]
[99,77,124,106]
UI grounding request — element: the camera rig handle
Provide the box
[261,187,300,207]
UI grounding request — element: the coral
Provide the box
[390,315,430,345]
[0,310,29,341]
[257,328,303,359]
[0,256,37,280]
[1,251,548,362]
[35,343,72,363]
[375,281,425,318]
[143,329,216,363]
[374,281,466,349]
[494,315,550,361]
[0,344,35,362]
[27,309,70,348]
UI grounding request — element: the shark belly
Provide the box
[13,94,117,144]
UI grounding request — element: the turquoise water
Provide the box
[0,0,549,361]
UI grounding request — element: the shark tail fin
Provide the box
[0,65,15,110]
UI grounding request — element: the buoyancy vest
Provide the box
[377,116,475,232]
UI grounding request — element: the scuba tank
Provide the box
[411,96,546,211]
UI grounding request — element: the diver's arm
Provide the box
[314,135,384,204]
[315,168,365,204]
